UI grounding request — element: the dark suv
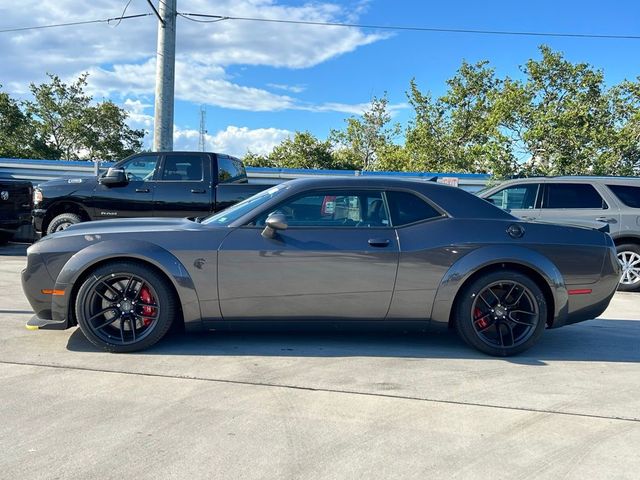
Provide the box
[480,177,640,292]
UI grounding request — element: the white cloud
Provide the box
[174,125,292,157]
[0,0,390,113]
[267,83,307,94]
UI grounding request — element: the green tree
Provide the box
[266,131,336,169]
[499,45,640,176]
[25,73,144,160]
[242,151,275,167]
[0,87,54,158]
[405,61,516,177]
[330,94,401,170]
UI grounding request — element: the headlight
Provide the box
[33,189,43,205]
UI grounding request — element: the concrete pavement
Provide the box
[1,243,639,479]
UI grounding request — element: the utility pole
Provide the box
[152,0,176,151]
[198,106,207,152]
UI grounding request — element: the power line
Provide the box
[178,13,229,24]
[0,13,153,34]
[111,0,135,28]
[178,13,640,40]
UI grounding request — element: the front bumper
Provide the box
[26,314,69,330]
[32,208,46,233]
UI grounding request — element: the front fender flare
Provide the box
[429,245,568,329]
[52,239,202,331]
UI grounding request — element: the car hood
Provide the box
[45,217,206,239]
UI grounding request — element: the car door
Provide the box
[538,182,621,234]
[484,183,542,221]
[217,189,399,320]
[153,153,213,218]
[90,153,159,219]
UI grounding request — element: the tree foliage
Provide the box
[0,87,55,159]
[330,94,401,170]
[246,46,640,178]
[0,74,144,161]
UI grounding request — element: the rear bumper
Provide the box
[551,244,621,328]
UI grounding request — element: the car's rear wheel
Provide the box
[75,261,176,353]
[454,270,547,356]
[46,213,82,235]
[616,244,640,292]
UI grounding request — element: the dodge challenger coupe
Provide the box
[21,177,621,356]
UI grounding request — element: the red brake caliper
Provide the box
[139,286,155,326]
[474,307,488,329]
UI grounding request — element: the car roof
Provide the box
[258,177,515,221]
[488,176,640,187]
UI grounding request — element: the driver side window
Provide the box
[119,155,159,182]
[254,190,389,228]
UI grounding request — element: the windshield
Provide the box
[202,184,288,226]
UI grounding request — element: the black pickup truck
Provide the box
[0,179,33,244]
[32,152,270,235]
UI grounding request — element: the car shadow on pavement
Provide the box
[66,318,640,364]
[0,243,29,256]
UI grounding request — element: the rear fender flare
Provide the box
[429,245,568,328]
[52,239,202,331]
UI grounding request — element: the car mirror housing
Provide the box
[99,168,127,186]
[262,213,288,238]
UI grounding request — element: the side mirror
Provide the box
[261,213,288,239]
[99,168,127,186]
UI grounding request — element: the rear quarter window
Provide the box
[386,191,442,226]
[607,184,640,208]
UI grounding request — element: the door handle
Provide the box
[368,238,391,247]
[190,189,206,194]
[135,188,150,193]
[596,217,617,223]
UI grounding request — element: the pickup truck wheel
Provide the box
[46,213,82,234]
[75,261,177,353]
[616,244,640,292]
[454,270,547,357]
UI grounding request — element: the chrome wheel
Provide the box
[54,222,73,232]
[81,272,160,346]
[470,280,540,349]
[617,250,640,286]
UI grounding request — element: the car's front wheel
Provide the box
[454,270,547,356]
[616,244,640,292]
[75,261,177,353]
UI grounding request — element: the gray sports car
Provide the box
[21,178,621,356]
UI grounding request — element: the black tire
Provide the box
[75,261,177,353]
[46,213,82,235]
[616,243,640,292]
[454,270,547,356]
[0,232,11,245]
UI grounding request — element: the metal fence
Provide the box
[0,157,491,192]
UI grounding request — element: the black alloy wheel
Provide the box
[455,270,547,356]
[75,261,176,352]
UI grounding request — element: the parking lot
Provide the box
[0,242,639,479]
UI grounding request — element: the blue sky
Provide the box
[1,0,639,156]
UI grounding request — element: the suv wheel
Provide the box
[616,244,640,292]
